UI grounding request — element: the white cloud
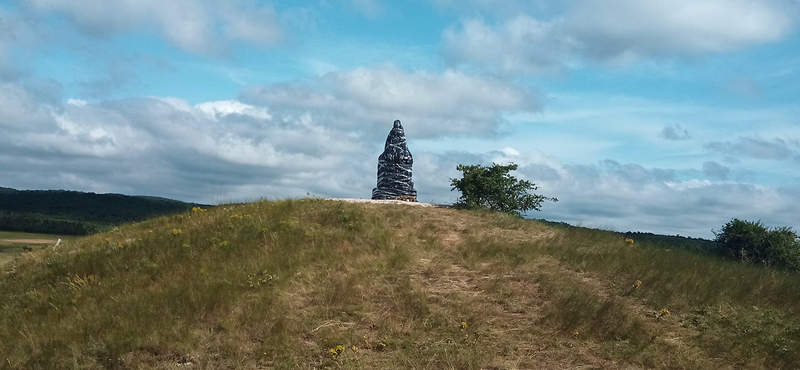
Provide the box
[16,0,281,54]
[443,0,799,72]
[0,80,60,130]
[705,137,799,161]
[195,100,272,120]
[568,0,796,59]
[66,98,87,107]
[443,16,574,74]
[241,65,541,138]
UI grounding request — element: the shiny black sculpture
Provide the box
[371,120,417,201]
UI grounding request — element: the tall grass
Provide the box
[1,200,798,369]
[458,225,800,368]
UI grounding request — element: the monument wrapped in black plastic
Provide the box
[371,120,417,201]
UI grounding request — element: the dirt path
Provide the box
[1,238,56,244]
[398,209,729,369]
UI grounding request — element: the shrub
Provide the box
[714,219,800,270]
[764,227,800,271]
[450,162,557,216]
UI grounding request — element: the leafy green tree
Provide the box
[714,218,800,270]
[450,162,557,216]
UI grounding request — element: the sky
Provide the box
[1,0,799,238]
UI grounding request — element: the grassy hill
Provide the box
[0,187,204,235]
[1,199,798,369]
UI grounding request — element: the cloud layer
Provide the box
[1,73,799,238]
[15,0,281,54]
[0,66,539,203]
[444,0,799,72]
[705,137,800,161]
[421,149,800,238]
[240,66,541,138]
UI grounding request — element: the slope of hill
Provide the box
[1,199,798,369]
[0,187,204,235]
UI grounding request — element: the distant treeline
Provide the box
[0,212,103,235]
[622,231,717,253]
[532,218,717,252]
[534,217,799,271]
[0,187,205,235]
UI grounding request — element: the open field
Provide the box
[0,231,69,265]
[1,199,798,369]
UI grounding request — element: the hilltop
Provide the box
[0,187,204,235]
[1,199,798,369]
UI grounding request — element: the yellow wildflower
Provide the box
[625,238,635,244]
[461,321,468,329]
[634,280,642,288]
[173,229,182,236]
[148,229,154,235]
[660,308,671,317]
[105,237,111,244]
[351,345,358,352]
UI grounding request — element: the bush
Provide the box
[450,162,557,216]
[714,219,800,270]
[764,227,800,271]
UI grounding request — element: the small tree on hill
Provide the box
[450,162,557,216]
[714,218,800,270]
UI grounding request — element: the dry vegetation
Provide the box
[1,199,799,369]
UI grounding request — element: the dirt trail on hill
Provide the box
[1,238,56,244]
[388,206,726,369]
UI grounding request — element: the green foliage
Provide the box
[0,187,204,235]
[0,212,102,235]
[714,218,800,270]
[450,162,557,216]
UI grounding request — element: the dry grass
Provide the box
[1,199,798,369]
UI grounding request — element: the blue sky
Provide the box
[1,0,799,238]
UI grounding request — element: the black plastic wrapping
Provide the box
[371,120,417,200]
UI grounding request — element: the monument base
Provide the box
[371,188,417,202]
[393,195,417,202]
